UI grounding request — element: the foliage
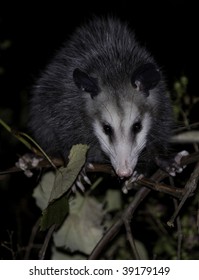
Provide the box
[34,144,89,231]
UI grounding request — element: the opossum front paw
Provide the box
[15,153,43,177]
[166,150,189,176]
[122,171,144,194]
[156,150,189,177]
[72,166,91,192]
[129,170,144,183]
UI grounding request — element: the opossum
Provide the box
[29,16,186,181]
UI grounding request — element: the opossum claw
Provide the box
[72,167,91,192]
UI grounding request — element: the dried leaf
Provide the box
[33,171,55,210]
[54,193,104,254]
[105,189,122,212]
[51,246,86,260]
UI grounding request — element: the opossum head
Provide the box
[73,63,161,178]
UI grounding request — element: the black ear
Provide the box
[131,63,161,96]
[73,68,99,98]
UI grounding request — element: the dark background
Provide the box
[0,1,198,121]
[0,1,198,259]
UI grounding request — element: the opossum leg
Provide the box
[155,150,189,176]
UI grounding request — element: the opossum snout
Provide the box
[116,167,133,178]
[114,158,137,179]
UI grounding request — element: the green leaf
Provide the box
[49,144,89,202]
[34,144,89,231]
[40,194,69,231]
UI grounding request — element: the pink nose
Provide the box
[116,168,133,178]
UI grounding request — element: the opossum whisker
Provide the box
[94,131,116,162]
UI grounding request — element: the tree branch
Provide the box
[167,161,199,227]
[39,224,56,260]
[88,152,199,259]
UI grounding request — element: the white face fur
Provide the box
[73,65,160,178]
[93,100,152,178]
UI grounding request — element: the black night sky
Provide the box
[0,1,198,117]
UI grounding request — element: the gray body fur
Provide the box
[29,17,173,177]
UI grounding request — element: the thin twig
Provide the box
[169,177,183,259]
[174,122,199,133]
[197,202,199,234]
[176,214,183,260]
[124,219,140,259]
[24,219,40,260]
[167,161,199,227]
[1,231,16,259]
[137,178,185,199]
[39,224,56,260]
[172,198,183,260]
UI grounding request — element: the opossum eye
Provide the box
[132,121,142,134]
[131,63,161,94]
[73,68,99,98]
[103,123,113,136]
